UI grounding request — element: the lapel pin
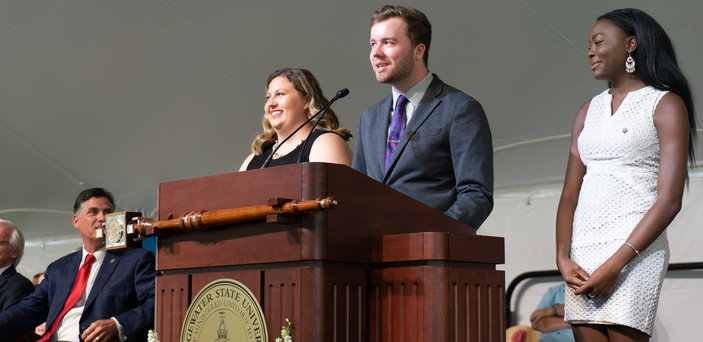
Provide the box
[110,259,116,263]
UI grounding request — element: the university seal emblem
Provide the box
[180,279,268,342]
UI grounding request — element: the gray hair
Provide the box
[0,219,24,267]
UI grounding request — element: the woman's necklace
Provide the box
[271,139,304,159]
[271,127,312,159]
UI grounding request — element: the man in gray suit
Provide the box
[352,5,494,229]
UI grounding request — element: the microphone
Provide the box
[335,88,350,98]
[261,88,349,168]
[295,88,349,163]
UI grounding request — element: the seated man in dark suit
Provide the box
[0,219,34,312]
[0,188,156,342]
[352,5,494,229]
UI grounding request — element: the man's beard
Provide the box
[375,55,414,85]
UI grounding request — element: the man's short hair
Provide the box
[73,188,116,215]
[371,5,432,66]
[0,219,25,267]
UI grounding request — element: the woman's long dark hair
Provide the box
[599,8,697,165]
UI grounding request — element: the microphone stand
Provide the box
[296,88,350,163]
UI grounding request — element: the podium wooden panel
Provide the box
[154,163,504,341]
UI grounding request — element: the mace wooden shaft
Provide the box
[133,197,336,236]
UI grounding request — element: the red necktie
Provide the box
[38,253,96,342]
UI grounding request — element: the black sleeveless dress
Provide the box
[246,129,329,170]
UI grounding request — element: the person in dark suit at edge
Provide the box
[0,188,156,342]
[352,5,494,229]
[0,219,34,312]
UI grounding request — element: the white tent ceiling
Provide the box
[2,0,702,239]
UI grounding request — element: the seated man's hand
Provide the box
[529,307,551,326]
[34,322,46,336]
[531,315,570,333]
[80,319,119,342]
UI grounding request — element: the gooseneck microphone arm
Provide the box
[260,88,349,168]
[295,88,350,163]
[260,115,310,169]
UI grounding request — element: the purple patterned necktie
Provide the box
[385,94,408,172]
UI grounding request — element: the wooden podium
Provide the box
[154,163,505,342]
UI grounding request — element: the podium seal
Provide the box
[180,279,268,342]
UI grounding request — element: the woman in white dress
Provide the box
[556,8,696,342]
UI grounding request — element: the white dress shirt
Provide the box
[389,71,434,127]
[53,247,125,342]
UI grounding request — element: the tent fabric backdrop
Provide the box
[2,1,702,340]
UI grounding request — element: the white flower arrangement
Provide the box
[147,329,160,342]
[275,318,293,342]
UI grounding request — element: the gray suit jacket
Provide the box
[352,74,493,228]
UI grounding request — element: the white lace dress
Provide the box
[564,86,670,336]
